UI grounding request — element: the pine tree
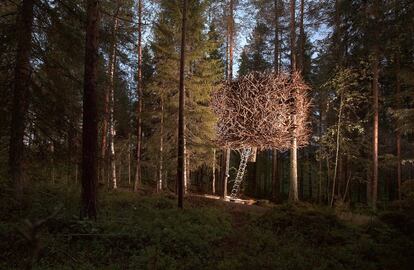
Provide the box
[81,0,100,219]
[9,0,35,200]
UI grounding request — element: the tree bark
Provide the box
[289,0,298,202]
[9,0,34,200]
[372,54,379,210]
[81,0,100,219]
[272,150,280,202]
[108,7,120,190]
[395,52,402,201]
[331,93,343,207]
[274,0,279,72]
[177,0,188,209]
[134,0,143,192]
[158,97,164,192]
[221,0,234,199]
[289,0,297,72]
[271,0,280,203]
[371,1,380,210]
[212,149,216,194]
[298,0,305,73]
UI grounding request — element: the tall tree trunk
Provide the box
[108,9,120,190]
[158,97,164,192]
[274,0,279,72]
[289,0,298,202]
[298,0,305,73]
[395,52,402,201]
[177,0,188,209]
[371,1,380,210]
[372,53,379,210]
[9,0,34,200]
[221,0,234,199]
[134,0,143,191]
[289,0,297,72]
[81,0,100,219]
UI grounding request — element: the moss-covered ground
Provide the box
[1,183,413,270]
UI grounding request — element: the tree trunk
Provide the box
[290,135,298,202]
[289,0,297,72]
[177,0,188,209]
[128,135,131,185]
[271,0,280,203]
[158,97,164,192]
[221,0,234,199]
[289,0,298,202]
[9,0,34,200]
[331,93,343,207]
[308,152,312,200]
[108,10,120,190]
[299,0,305,73]
[212,149,216,194]
[395,52,402,200]
[81,0,100,219]
[274,0,279,72]
[272,150,280,202]
[50,142,55,183]
[372,53,379,210]
[134,0,143,192]
[100,72,109,184]
[184,137,188,194]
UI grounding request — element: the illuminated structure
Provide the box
[212,71,311,199]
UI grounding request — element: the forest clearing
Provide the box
[1,0,414,269]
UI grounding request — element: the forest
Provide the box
[1,0,414,269]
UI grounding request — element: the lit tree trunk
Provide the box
[221,0,234,199]
[371,1,380,210]
[158,97,164,192]
[134,0,143,192]
[289,0,298,202]
[290,132,298,202]
[177,0,188,209]
[372,55,379,210]
[81,0,100,219]
[9,0,34,200]
[395,52,402,201]
[108,7,120,190]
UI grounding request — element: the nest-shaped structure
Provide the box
[211,71,311,150]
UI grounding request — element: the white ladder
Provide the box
[229,148,252,199]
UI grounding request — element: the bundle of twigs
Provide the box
[211,71,311,150]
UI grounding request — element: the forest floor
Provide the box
[1,183,414,270]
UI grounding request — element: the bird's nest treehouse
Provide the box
[211,71,311,200]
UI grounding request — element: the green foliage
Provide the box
[1,184,414,269]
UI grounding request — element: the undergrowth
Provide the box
[1,183,413,269]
